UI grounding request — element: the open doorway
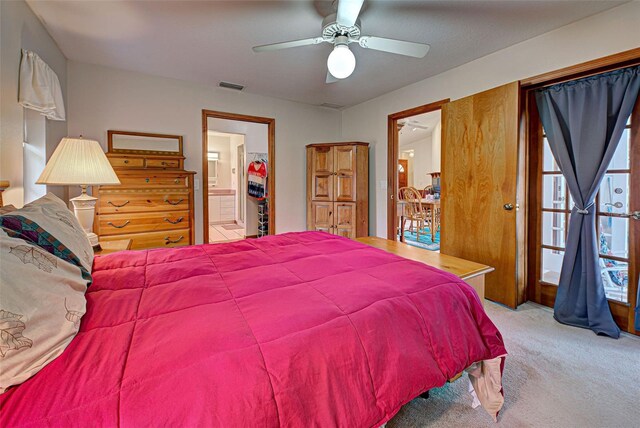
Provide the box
[206,131,246,242]
[387,100,449,251]
[202,110,275,244]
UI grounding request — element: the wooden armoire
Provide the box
[306,142,369,238]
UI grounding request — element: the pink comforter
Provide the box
[1,232,506,427]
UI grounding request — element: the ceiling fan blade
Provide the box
[326,71,339,84]
[358,36,430,58]
[336,0,364,28]
[253,37,325,53]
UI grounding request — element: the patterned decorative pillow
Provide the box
[0,228,88,392]
[0,193,93,273]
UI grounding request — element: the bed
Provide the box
[1,227,506,427]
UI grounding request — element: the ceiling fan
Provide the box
[399,119,429,133]
[252,0,430,82]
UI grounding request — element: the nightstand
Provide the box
[95,239,132,255]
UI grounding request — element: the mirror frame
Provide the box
[107,130,183,155]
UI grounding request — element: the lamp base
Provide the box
[70,187,99,248]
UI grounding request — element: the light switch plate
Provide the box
[194,178,200,190]
[379,180,387,190]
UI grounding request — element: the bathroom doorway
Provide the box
[201,110,275,244]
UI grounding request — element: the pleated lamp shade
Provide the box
[37,137,120,185]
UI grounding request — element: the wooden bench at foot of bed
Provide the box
[356,237,493,303]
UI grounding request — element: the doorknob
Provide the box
[624,211,640,220]
[605,202,624,209]
[503,203,514,211]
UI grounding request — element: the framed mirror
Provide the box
[108,130,183,155]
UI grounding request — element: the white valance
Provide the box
[18,49,66,121]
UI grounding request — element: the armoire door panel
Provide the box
[311,201,333,231]
[313,175,333,201]
[441,81,520,308]
[311,146,334,201]
[334,174,356,201]
[333,145,357,201]
[334,202,356,238]
[313,146,334,174]
[334,146,356,174]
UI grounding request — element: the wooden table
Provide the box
[397,199,440,242]
[95,239,132,255]
[356,236,494,302]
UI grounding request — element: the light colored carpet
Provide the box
[389,302,640,428]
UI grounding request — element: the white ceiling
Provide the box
[27,1,625,108]
[399,110,441,146]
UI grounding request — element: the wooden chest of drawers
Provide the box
[95,167,196,250]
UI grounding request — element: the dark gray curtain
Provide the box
[535,66,640,338]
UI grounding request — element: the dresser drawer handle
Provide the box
[164,198,184,205]
[108,200,130,208]
[165,236,184,244]
[164,217,184,225]
[174,179,180,184]
[107,220,130,229]
[124,160,129,164]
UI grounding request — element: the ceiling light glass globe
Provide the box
[327,45,356,79]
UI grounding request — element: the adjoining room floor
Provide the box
[209,223,244,243]
[399,227,440,252]
[390,301,640,428]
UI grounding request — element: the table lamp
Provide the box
[36,136,120,248]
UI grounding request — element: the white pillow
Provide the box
[3,193,93,273]
[0,228,88,392]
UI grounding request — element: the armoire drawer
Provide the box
[100,229,191,250]
[114,174,188,188]
[98,211,190,236]
[99,192,189,214]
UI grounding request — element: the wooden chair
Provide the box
[399,187,428,240]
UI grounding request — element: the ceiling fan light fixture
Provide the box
[327,44,356,79]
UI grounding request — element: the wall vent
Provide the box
[219,81,244,91]
[319,103,344,110]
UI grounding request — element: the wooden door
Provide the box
[310,146,334,201]
[334,145,357,201]
[334,202,356,238]
[310,201,333,233]
[441,82,521,308]
[398,159,408,189]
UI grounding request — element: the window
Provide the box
[539,116,633,303]
[597,115,632,303]
[23,109,47,203]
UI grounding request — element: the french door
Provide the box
[528,95,639,334]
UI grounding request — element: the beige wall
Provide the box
[341,1,640,237]
[207,135,233,189]
[400,136,433,189]
[0,0,68,207]
[66,61,342,243]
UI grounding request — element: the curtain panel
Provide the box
[535,66,640,338]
